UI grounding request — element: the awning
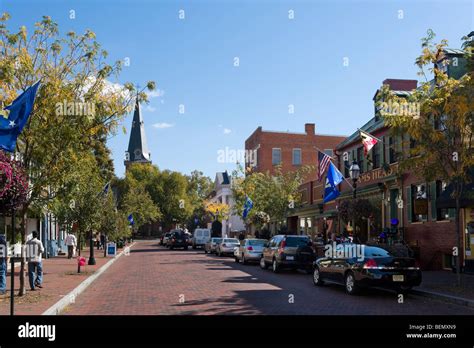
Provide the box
[437,172,474,209]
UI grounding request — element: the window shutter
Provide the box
[406,186,412,223]
[380,136,385,165]
[430,181,437,221]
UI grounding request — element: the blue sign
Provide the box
[106,242,117,257]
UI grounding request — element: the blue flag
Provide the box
[323,162,344,203]
[127,214,135,226]
[242,195,253,219]
[0,81,40,152]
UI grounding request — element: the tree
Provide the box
[231,164,313,229]
[0,151,28,214]
[0,13,157,295]
[381,30,474,285]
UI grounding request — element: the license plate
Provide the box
[286,256,294,261]
[393,275,404,282]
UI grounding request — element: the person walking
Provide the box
[100,233,106,251]
[65,233,77,259]
[0,235,7,295]
[26,231,44,291]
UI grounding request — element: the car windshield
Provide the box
[285,237,310,247]
[248,239,267,246]
[224,239,239,243]
[364,247,391,257]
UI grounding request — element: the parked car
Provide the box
[185,232,193,246]
[216,238,240,257]
[192,228,211,249]
[260,235,315,273]
[234,239,267,264]
[312,244,422,295]
[168,230,189,250]
[204,237,222,254]
[160,232,172,246]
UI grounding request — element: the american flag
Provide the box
[317,150,332,182]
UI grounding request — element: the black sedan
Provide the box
[312,244,422,295]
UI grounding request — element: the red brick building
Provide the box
[244,123,346,235]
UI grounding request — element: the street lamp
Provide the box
[88,230,96,265]
[349,160,360,199]
[349,160,360,241]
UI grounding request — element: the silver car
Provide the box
[216,238,240,257]
[204,237,222,254]
[234,239,268,264]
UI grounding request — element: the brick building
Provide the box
[244,123,346,235]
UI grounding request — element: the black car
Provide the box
[260,235,316,273]
[168,230,189,250]
[312,244,422,295]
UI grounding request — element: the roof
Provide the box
[216,171,230,186]
[335,116,385,150]
[126,98,151,163]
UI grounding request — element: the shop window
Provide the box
[436,181,449,221]
[411,184,428,222]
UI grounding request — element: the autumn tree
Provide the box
[381,30,474,285]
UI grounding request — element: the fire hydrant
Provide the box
[77,256,86,273]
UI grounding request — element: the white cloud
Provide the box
[145,105,156,112]
[223,128,232,134]
[153,122,174,129]
[146,89,165,98]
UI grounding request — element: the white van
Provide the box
[192,228,211,249]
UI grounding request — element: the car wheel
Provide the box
[345,272,359,295]
[242,255,247,265]
[170,246,174,250]
[313,267,324,286]
[272,259,280,273]
[260,257,268,269]
[192,244,196,250]
[204,248,208,254]
[184,246,188,250]
[234,256,240,263]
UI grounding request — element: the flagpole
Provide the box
[314,146,354,188]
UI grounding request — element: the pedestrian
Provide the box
[96,233,101,250]
[26,231,45,291]
[100,233,106,250]
[238,232,245,241]
[65,232,77,259]
[0,235,7,295]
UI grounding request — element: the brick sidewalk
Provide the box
[0,246,123,315]
[417,271,474,301]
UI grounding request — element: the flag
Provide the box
[323,162,344,203]
[127,214,135,226]
[317,150,332,182]
[359,129,379,156]
[242,195,253,219]
[0,81,40,152]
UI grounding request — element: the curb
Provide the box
[42,242,135,315]
[412,288,474,308]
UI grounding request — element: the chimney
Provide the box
[305,123,315,135]
[382,79,417,91]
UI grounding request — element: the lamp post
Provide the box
[349,160,360,240]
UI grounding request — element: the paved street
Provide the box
[64,240,474,315]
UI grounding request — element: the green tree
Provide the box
[0,13,156,295]
[381,30,474,285]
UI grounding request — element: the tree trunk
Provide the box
[18,205,28,296]
[455,194,462,287]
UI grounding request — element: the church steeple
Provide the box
[124,97,151,169]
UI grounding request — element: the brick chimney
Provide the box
[382,79,417,91]
[305,123,315,135]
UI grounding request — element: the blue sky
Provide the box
[2,0,473,178]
